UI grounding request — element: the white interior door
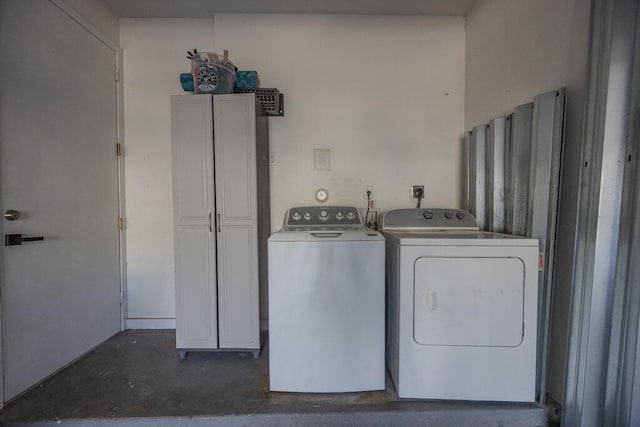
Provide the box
[0,0,121,401]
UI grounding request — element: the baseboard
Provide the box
[127,318,176,329]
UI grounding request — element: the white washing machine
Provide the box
[382,208,539,402]
[268,206,385,392]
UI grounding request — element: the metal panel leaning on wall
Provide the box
[465,88,567,405]
[468,125,488,230]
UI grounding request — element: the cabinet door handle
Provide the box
[209,213,212,232]
[217,213,221,232]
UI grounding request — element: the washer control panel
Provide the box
[381,208,478,231]
[284,206,362,229]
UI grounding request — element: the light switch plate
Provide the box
[313,149,331,171]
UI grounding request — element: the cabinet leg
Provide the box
[252,350,260,360]
[178,350,188,360]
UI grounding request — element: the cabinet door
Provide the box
[171,95,218,349]
[214,94,260,349]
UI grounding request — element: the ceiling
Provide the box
[102,0,476,18]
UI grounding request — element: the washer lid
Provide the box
[382,208,479,232]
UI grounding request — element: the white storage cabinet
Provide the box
[171,94,269,358]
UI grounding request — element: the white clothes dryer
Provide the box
[268,206,385,392]
[382,208,539,402]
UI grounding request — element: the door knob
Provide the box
[3,210,20,221]
[2,209,20,221]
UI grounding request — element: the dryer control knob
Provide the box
[444,211,453,219]
[336,212,344,220]
[319,211,329,221]
[457,212,465,220]
[423,211,434,220]
[292,212,301,221]
[346,212,356,220]
[303,212,311,221]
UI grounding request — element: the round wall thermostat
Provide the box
[315,188,329,203]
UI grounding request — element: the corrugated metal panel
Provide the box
[486,117,508,232]
[528,88,566,404]
[468,124,488,230]
[465,89,566,405]
[506,103,534,236]
[464,131,471,212]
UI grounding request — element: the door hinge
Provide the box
[116,143,122,157]
[118,217,124,230]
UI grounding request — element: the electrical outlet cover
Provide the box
[411,185,425,198]
[364,185,373,200]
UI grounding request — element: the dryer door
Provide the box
[413,256,525,347]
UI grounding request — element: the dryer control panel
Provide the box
[381,208,479,231]
[283,206,362,230]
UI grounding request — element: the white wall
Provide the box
[213,14,465,233]
[465,0,591,403]
[121,15,465,328]
[465,0,589,128]
[63,0,120,46]
[121,19,215,328]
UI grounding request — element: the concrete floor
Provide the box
[0,330,548,426]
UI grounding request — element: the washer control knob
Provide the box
[444,211,453,219]
[292,212,301,221]
[336,212,344,220]
[457,212,465,220]
[319,211,329,221]
[423,211,434,220]
[303,212,311,221]
[346,212,356,220]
